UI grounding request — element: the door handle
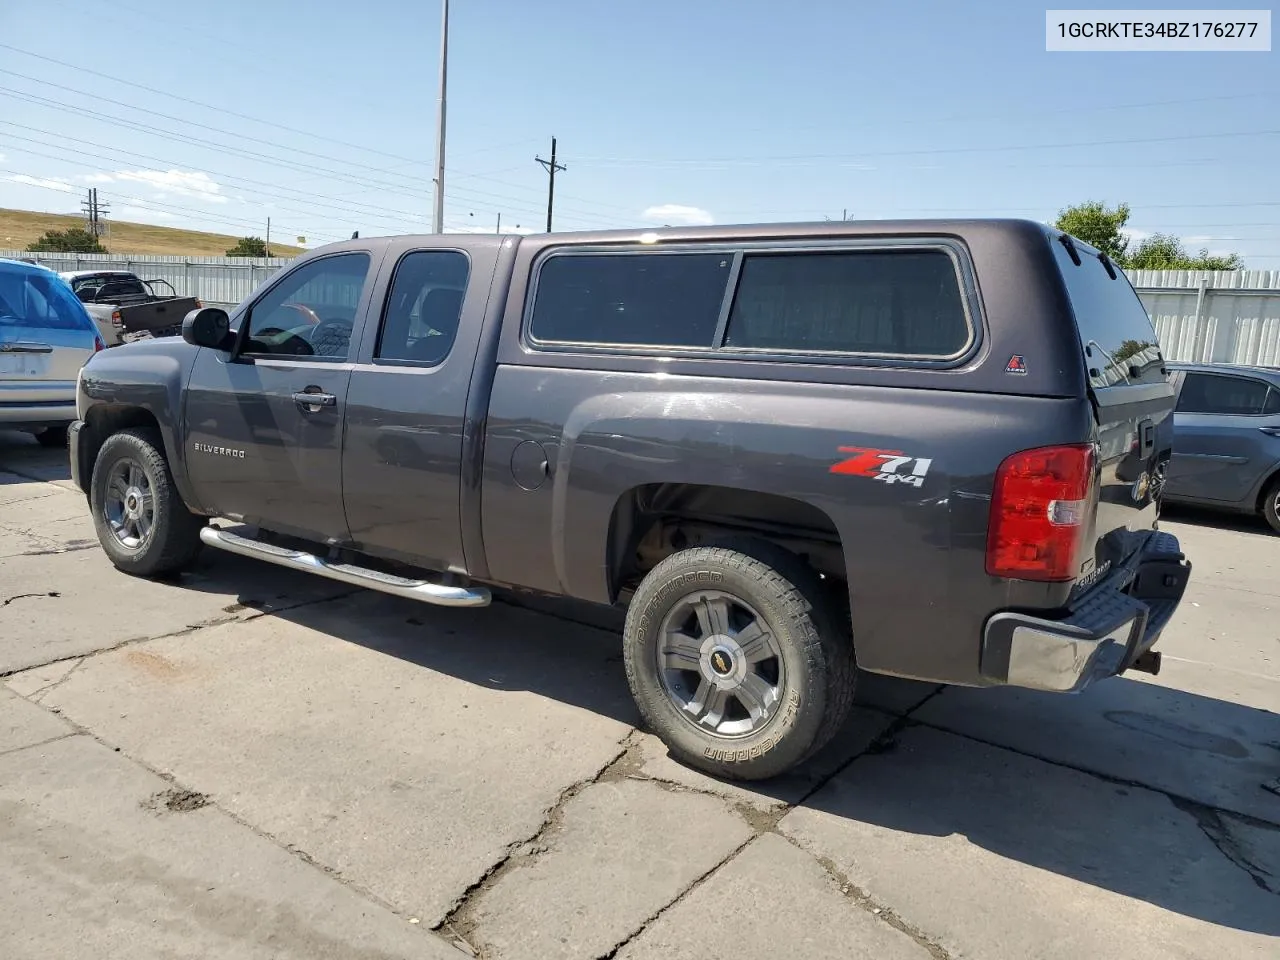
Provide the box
[1259,426,1280,438]
[1137,419,1156,458]
[292,390,336,409]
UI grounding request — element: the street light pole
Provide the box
[431,0,449,233]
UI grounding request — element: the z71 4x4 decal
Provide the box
[830,446,933,488]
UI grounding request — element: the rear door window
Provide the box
[1176,372,1271,415]
[724,249,970,357]
[375,250,470,365]
[1051,238,1163,387]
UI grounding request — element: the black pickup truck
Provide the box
[68,220,1192,780]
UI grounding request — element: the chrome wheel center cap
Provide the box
[699,635,747,688]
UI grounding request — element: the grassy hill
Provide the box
[0,208,306,257]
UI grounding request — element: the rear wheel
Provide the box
[90,427,205,577]
[1263,477,1280,534]
[623,539,855,781]
[35,424,69,448]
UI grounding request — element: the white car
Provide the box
[0,258,105,446]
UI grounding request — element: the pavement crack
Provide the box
[593,832,760,960]
[592,688,954,959]
[783,834,955,960]
[912,715,1280,830]
[1170,796,1279,895]
[1,588,362,682]
[26,657,87,702]
[0,731,78,759]
[2,590,61,607]
[433,734,638,956]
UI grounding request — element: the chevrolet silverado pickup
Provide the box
[68,220,1192,780]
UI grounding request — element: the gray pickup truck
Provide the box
[68,220,1192,780]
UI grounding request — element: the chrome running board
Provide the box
[199,526,490,608]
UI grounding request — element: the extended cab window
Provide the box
[1176,372,1271,415]
[724,249,970,357]
[376,250,470,365]
[530,252,731,347]
[243,253,370,360]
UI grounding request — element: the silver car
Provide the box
[1164,361,1280,533]
[0,258,104,447]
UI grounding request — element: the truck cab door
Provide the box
[341,240,498,575]
[183,250,381,543]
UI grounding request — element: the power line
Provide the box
[0,62,638,222]
[0,87,632,227]
[571,128,1280,167]
[2,167,337,242]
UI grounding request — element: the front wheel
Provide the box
[90,427,205,577]
[623,540,855,781]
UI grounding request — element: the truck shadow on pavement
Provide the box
[170,552,1280,939]
[3,433,1276,938]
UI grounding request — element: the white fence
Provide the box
[6,250,1280,366]
[1128,269,1280,367]
[1,250,296,309]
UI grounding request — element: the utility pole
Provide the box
[82,187,109,239]
[265,217,271,257]
[535,137,566,233]
[495,212,501,234]
[431,0,449,233]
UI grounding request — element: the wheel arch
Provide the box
[79,405,203,513]
[605,482,848,608]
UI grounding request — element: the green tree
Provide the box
[1126,233,1244,271]
[1053,200,1131,263]
[224,236,269,258]
[26,227,106,254]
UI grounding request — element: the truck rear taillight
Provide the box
[111,310,122,326]
[986,443,1096,582]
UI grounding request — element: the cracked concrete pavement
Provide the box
[2,431,1278,959]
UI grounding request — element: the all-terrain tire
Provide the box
[623,537,855,781]
[90,427,205,577]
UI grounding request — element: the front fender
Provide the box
[77,339,203,511]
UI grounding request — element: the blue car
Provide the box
[1163,361,1280,533]
[0,258,105,447]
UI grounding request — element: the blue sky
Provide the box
[0,0,1277,264]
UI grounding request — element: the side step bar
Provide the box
[199,526,491,608]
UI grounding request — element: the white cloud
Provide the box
[104,169,228,204]
[6,174,75,193]
[641,204,714,226]
[80,173,114,184]
[0,153,6,163]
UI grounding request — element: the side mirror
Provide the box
[182,307,232,349]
